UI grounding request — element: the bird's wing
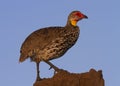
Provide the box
[20,27,64,57]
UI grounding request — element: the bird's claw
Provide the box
[36,77,42,81]
[44,60,62,72]
[49,66,52,70]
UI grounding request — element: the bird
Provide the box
[19,10,88,81]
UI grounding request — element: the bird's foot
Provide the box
[49,66,63,72]
[44,60,64,73]
[36,77,42,81]
[53,68,65,75]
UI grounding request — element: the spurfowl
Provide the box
[19,10,88,81]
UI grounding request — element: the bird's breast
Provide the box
[41,28,80,60]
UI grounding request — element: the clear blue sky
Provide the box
[0,0,119,86]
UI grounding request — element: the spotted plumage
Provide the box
[19,10,88,81]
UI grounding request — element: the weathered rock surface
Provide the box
[33,68,104,86]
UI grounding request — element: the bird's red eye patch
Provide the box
[74,12,82,17]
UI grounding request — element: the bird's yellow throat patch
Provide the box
[71,20,77,26]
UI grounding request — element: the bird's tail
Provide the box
[19,53,27,62]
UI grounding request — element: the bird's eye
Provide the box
[74,12,81,16]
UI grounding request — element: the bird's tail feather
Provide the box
[19,54,27,62]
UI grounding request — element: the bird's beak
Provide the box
[83,15,88,19]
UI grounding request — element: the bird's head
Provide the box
[67,11,88,27]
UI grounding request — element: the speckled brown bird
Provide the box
[19,10,88,81]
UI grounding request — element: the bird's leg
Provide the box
[44,60,63,73]
[36,62,42,81]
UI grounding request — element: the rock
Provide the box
[33,68,104,86]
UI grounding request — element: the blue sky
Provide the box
[0,0,120,86]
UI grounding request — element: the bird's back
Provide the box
[19,26,79,62]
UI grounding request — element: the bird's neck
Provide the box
[65,20,78,28]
